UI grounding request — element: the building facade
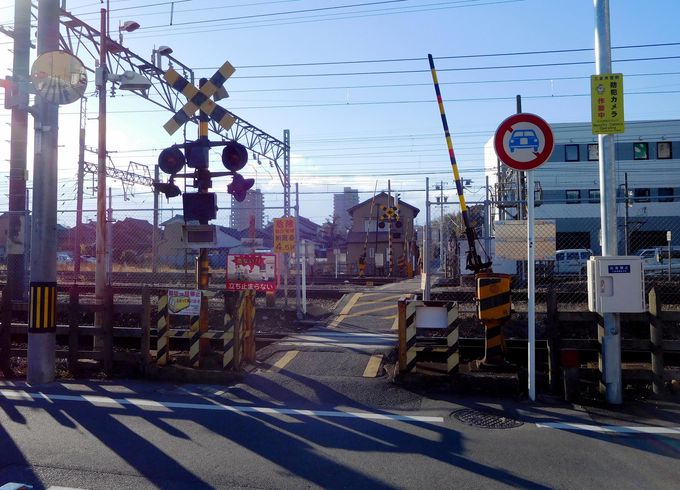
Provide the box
[230,188,265,231]
[485,119,680,254]
[333,187,359,232]
[346,192,419,276]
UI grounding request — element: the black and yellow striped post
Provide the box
[477,272,512,365]
[156,295,169,366]
[189,314,201,368]
[398,299,418,373]
[223,293,239,370]
[242,290,257,363]
[29,282,57,333]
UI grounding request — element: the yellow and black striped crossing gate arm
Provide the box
[428,53,490,272]
[29,282,57,333]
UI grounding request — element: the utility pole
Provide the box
[95,7,109,340]
[6,0,30,302]
[595,0,622,405]
[152,165,159,274]
[27,0,60,384]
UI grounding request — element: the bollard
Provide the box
[561,348,580,402]
[649,288,665,397]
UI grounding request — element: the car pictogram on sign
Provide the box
[509,129,539,152]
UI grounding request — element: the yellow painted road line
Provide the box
[328,293,362,328]
[359,293,405,302]
[346,303,397,317]
[340,293,362,315]
[363,354,384,378]
[272,350,299,371]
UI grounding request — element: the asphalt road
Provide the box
[2,279,680,489]
[1,378,680,489]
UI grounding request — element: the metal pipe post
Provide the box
[424,177,431,300]
[595,0,622,405]
[74,98,86,279]
[27,0,60,384]
[152,165,159,274]
[295,183,302,319]
[527,170,536,401]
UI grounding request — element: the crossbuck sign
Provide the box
[163,61,236,135]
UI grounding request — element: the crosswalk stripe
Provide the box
[277,330,397,350]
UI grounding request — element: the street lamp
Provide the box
[153,45,195,85]
[118,20,140,43]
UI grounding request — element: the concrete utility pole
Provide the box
[595,0,622,405]
[27,0,60,384]
[6,0,30,303]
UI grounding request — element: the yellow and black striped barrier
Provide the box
[476,272,512,365]
[156,295,169,365]
[28,282,57,332]
[398,297,459,375]
[156,290,256,370]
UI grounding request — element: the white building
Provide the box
[230,189,265,231]
[333,187,359,232]
[485,119,680,254]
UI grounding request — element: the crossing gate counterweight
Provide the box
[397,298,459,375]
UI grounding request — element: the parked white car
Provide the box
[642,248,680,275]
[554,249,592,275]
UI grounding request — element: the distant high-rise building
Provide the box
[230,188,264,231]
[333,187,359,231]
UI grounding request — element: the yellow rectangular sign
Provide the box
[591,73,624,134]
[273,217,296,254]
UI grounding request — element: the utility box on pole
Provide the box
[587,256,644,313]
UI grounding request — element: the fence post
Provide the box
[648,288,665,397]
[156,295,169,366]
[68,285,80,375]
[102,289,114,373]
[0,285,12,377]
[546,287,560,394]
[140,287,151,373]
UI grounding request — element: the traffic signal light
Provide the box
[221,141,248,171]
[228,173,255,202]
[158,146,186,175]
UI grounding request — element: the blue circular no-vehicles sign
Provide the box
[494,113,554,171]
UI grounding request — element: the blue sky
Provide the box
[1,0,679,227]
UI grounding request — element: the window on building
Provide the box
[634,188,651,202]
[659,187,674,202]
[588,189,600,203]
[657,142,672,159]
[565,144,580,161]
[566,190,581,203]
[633,142,649,160]
[368,247,375,258]
[364,219,382,232]
[587,144,599,161]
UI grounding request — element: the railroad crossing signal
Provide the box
[379,205,402,228]
[163,61,236,135]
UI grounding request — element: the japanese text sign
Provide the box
[226,253,277,292]
[591,73,624,134]
[273,217,296,254]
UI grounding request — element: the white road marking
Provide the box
[278,331,397,350]
[537,422,680,434]
[0,389,443,423]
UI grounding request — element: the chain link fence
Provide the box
[432,197,680,312]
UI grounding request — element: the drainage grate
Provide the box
[452,408,524,429]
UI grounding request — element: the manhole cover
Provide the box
[452,408,524,429]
